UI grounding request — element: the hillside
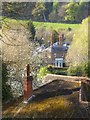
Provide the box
[2,2,89,23]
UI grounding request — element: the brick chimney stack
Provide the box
[59,33,64,45]
[23,64,33,103]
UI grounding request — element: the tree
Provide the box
[57,3,66,22]
[27,20,36,40]
[66,17,89,65]
[44,2,53,21]
[32,2,46,21]
[65,2,79,23]
[53,0,59,13]
[65,17,89,76]
[65,2,89,23]
[1,18,48,96]
[48,0,59,22]
[77,2,89,22]
[2,2,36,19]
[49,11,59,22]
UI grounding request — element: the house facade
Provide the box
[44,34,70,68]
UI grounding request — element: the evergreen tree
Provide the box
[27,20,36,40]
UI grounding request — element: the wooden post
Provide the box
[23,64,33,103]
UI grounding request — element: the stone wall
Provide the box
[42,74,88,84]
[80,79,90,102]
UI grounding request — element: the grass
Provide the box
[33,21,80,31]
[3,96,71,118]
[2,17,80,31]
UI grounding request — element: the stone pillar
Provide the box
[80,79,90,102]
[23,64,33,103]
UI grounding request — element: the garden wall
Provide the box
[42,74,88,84]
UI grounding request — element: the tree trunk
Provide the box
[43,12,47,22]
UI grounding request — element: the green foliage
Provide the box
[2,2,89,23]
[66,16,90,77]
[48,11,57,22]
[65,2,89,23]
[67,62,88,77]
[53,0,59,13]
[66,17,89,66]
[77,2,89,22]
[27,20,36,40]
[37,66,67,77]
[32,2,46,21]
[2,62,12,101]
[65,2,79,23]
[44,2,53,20]
[37,66,51,80]
[2,2,36,19]
[47,66,67,75]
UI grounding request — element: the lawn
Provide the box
[33,21,80,31]
[2,79,89,118]
[2,17,80,31]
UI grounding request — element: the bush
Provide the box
[2,62,12,101]
[47,66,67,75]
[27,20,36,40]
[67,62,88,77]
[37,66,51,80]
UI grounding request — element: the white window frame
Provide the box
[55,58,63,67]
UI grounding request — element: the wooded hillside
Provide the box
[2,2,90,23]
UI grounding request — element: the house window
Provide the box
[55,58,63,67]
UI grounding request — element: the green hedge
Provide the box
[47,66,67,75]
[67,62,88,77]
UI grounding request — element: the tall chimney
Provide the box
[51,33,53,45]
[23,64,33,103]
[59,33,64,45]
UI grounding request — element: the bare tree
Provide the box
[1,18,46,97]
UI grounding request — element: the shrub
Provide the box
[27,20,36,40]
[2,62,12,101]
[37,66,51,80]
[47,66,67,75]
[67,62,88,77]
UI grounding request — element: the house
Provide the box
[44,34,70,68]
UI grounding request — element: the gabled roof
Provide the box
[51,42,68,53]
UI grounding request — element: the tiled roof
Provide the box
[51,42,68,53]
